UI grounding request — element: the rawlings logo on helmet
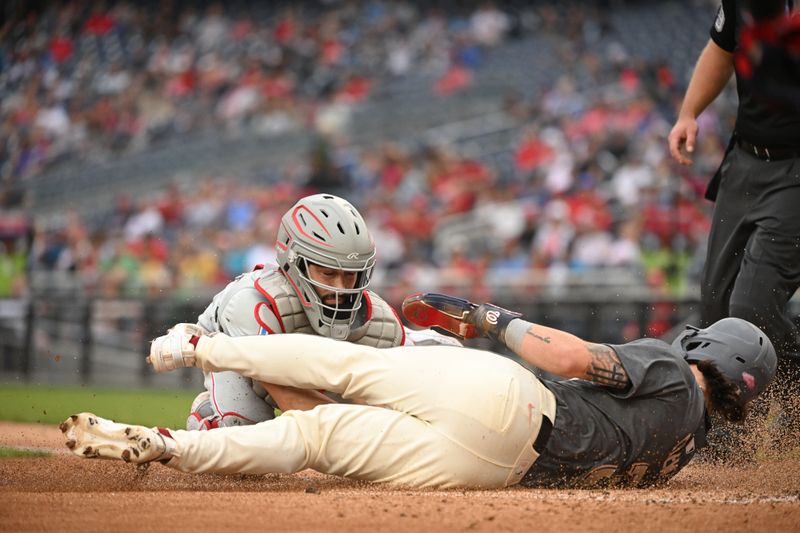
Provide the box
[347,252,360,259]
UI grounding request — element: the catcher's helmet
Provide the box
[672,317,777,406]
[275,194,375,340]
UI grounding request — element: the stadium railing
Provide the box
[0,291,704,388]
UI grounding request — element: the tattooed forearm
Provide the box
[584,343,630,389]
[526,328,551,344]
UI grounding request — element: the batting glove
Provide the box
[466,303,523,343]
[147,323,207,372]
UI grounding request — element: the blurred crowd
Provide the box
[1,0,515,196]
[2,1,735,319]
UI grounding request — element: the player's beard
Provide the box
[320,292,359,321]
[322,294,344,306]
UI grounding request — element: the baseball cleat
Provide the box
[402,293,479,339]
[60,413,174,464]
[402,293,523,341]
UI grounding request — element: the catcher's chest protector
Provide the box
[254,270,404,347]
[254,270,316,334]
[347,291,405,348]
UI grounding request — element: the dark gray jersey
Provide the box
[710,0,800,147]
[522,339,707,488]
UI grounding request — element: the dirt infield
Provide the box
[2,422,799,532]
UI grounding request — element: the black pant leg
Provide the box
[700,148,755,328]
[724,151,800,447]
[726,152,800,358]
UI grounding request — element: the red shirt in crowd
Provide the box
[50,36,73,63]
[83,12,114,35]
[515,137,554,172]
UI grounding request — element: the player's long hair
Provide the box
[697,360,748,423]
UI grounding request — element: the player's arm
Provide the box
[668,39,734,165]
[677,39,734,121]
[507,321,630,389]
[463,304,630,388]
[246,310,335,411]
[401,294,629,389]
[265,383,335,411]
[221,288,335,412]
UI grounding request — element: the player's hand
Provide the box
[466,303,522,341]
[167,323,209,337]
[401,293,523,341]
[147,323,207,372]
[668,116,698,165]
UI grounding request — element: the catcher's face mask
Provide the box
[275,194,375,340]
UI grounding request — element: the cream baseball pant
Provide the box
[163,333,557,489]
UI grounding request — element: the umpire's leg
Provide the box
[699,148,800,458]
[725,152,800,359]
[726,152,800,445]
[700,147,754,328]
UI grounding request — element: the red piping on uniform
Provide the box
[292,206,334,248]
[390,304,406,346]
[254,302,277,334]
[363,291,373,321]
[219,411,256,423]
[157,427,173,439]
[278,269,311,306]
[188,412,219,430]
[210,373,221,416]
[254,277,289,330]
[364,292,404,344]
[209,373,257,424]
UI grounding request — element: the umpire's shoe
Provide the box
[61,413,175,464]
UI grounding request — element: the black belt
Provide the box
[533,414,553,454]
[737,137,800,161]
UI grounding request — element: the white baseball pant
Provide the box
[163,333,557,488]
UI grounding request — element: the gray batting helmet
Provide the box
[275,194,375,340]
[672,317,777,406]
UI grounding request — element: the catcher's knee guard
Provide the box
[188,411,257,430]
[188,374,278,430]
[214,385,277,427]
[216,411,272,428]
[186,391,219,431]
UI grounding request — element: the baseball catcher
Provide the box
[182,193,458,430]
[62,295,776,489]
